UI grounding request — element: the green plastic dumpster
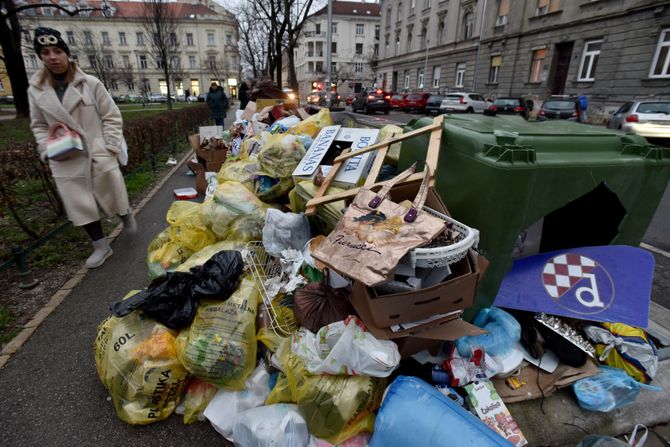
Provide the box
[398,114,670,319]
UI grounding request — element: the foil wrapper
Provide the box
[535,313,596,358]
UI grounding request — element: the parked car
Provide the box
[0,95,14,104]
[307,90,327,105]
[197,92,206,102]
[537,97,583,122]
[487,97,533,120]
[606,101,670,141]
[404,93,431,113]
[439,92,489,113]
[351,90,391,114]
[390,93,407,109]
[345,93,356,106]
[424,95,445,116]
[147,93,168,103]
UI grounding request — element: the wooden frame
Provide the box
[305,115,444,214]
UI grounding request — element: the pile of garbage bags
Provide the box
[94,102,662,447]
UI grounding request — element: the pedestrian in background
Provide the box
[206,82,229,126]
[28,27,136,269]
[238,79,250,110]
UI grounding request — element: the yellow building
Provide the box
[0,49,13,99]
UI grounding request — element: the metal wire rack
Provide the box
[244,241,298,337]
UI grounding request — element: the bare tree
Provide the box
[331,63,355,91]
[139,0,181,109]
[202,55,228,85]
[0,0,111,118]
[236,2,268,78]
[117,62,135,92]
[72,27,120,90]
[284,0,323,92]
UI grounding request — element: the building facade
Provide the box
[376,0,670,122]
[21,0,240,98]
[293,1,382,100]
[0,50,12,99]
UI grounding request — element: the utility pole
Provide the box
[325,0,333,103]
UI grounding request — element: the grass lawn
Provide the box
[0,102,203,150]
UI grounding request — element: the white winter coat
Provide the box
[28,66,129,226]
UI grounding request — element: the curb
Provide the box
[0,149,194,369]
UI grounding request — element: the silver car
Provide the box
[607,100,670,139]
[440,92,489,113]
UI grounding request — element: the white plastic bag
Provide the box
[204,363,271,441]
[263,209,311,257]
[292,316,400,377]
[232,404,311,447]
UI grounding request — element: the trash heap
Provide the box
[94,105,662,447]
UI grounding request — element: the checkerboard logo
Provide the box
[542,253,610,309]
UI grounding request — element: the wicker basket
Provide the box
[408,207,480,269]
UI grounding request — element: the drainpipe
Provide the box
[472,0,488,92]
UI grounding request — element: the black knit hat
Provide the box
[34,27,70,56]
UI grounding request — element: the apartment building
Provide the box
[293,1,382,99]
[21,0,240,98]
[0,50,12,99]
[376,0,670,122]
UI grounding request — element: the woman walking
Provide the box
[28,27,136,269]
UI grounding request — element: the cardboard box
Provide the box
[189,134,227,173]
[187,161,217,195]
[198,126,224,143]
[292,126,380,188]
[256,98,299,110]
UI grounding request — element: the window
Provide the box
[496,0,509,26]
[315,61,323,72]
[578,39,602,81]
[529,48,546,82]
[386,7,391,25]
[0,79,4,92]
[418,68,424,88]
[171,56,180,69]
[356,24,364,35]
[153,33,160,45]
[127,83,134,91]
[331,42,337,54]
[23,31,31,44]
[122,55,130,67]
[489,55,501,83]
[374,43,379,57]
[404,70,410,88]
[356,43,363,55]
[397,3,403,22]
[650,29,670,78]
[104,55,114,69]
[536,0,560,16]
[66,31,75,45]
[190,79,199,95]
[186,33,194,46]
[110,81,118,91]
[407,32,413,50]
[207,32,215,46]
[315,23,321,35]
[331,22,337,34]
[355,62,364,73]
[71,54,78,64]
[139,55,147,69]
[136,32,144,46]
[207,55,216,69]
[102,32,110,45]
[157,57,164,69]
[88,55,97,69]
[420,27,427,49]
[84,31,93,45]
[432,66,441,88]
[331,62,336,72]
[462,12,474,40]
[308,61,314,72]
[410,0,416,15]
[29,54,38,68]
[375,25,380,40]
[438,19,445,43]
[189,56,196,69]
[395,35,400,55]
[142,79,151,92]
[170,33,177,46]
[226,34,232,45]
[456,63,466,87]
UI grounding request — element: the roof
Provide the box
[22,0,222,19]
[311,1,381,18]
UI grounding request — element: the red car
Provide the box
[404,93,431,112]
[389,93,407,109]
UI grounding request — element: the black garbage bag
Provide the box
[110,251,244,330]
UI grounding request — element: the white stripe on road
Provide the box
[641,242,670,258]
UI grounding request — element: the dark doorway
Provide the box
[549,42,574,95]
[392,71,398,92]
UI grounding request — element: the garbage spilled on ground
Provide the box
[93,91,666,447]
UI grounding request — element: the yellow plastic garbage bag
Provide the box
[94,294,189,425]
[257,132,306,178]
[379,124,403,165]
[200,181,270,240]
[289,108,333,138]
[176,277,260,390]
[181,377,218,424]
[266,338,386,444]
[175,241,247,273]
[288,181,347,235]
[166,201,217,252]
[147,227,193,280]
[217,158,260,192]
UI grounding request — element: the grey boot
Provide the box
[120,211,137,235]
[85,238,113,269]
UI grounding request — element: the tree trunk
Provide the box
[0,0,31,118]
[286,40,298,92]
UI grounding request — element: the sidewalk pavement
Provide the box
[0,140,669,447]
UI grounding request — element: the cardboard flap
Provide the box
[189,134,200,151]
[412,318,486,341]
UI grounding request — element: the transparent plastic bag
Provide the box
[217,158,260,191]
[257,132,306,178]
[94,293,189,425]
[456,307,521,357]
[262,209,311,257]
[147,227,193,279]
[200,181,270,239]
[232,404,310,447]
[180,377,218,424]
[289,108,333,138]
[175,277,260,389]
[573,366,661,412]
[267,338,385,445]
